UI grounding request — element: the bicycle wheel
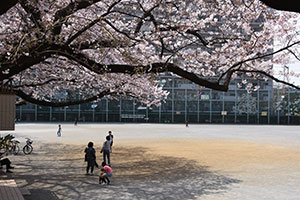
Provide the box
[23,145,33,154]
[0,147,7,155]
[12,145,20,155]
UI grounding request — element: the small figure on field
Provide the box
[107,131,114,153]
[74,119,78,126]
[84,142,97,175]
[0,154,14,173]
[57,124,62,137]
[185,121,189,128]
[100,136,111,166]
[99,162,112,185]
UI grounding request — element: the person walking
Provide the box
[107,131,114,153]
[57,124,62,137]
[100,136,111,166]
[84,142,97,175]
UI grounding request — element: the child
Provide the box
[99,169,106,184]
[100,136,111,166]
[99,162,112,185]
[108,131,114,153]
[57,124,62,137]
[84,142,96,175]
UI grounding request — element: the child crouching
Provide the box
[99,162,112,185]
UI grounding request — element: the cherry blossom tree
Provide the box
[0,0,300,107]
[2,1,300,16]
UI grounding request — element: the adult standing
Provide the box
[108,131,114,153]
[100,136,111,166]
[84,142,97,175]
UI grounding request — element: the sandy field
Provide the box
[1,123,300,200]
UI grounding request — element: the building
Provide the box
[14,74,300,124]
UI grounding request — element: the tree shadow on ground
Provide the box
[11,143,241,200]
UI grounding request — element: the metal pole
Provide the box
[119,96,122,122]
[287,66,290,125]
[159,103,161,123]
[210,89,212,123]
[146,107,148,122]
[133,99,135,123]
[257,80,260,124]
[78,104,81,121]
[106,98,108,122]
[247,93,249,124]
[35,104,37,121]
[268,88,270,124]
[277,86,280,124]
[197,90,200,123]
[20,105,22,121]
[172,78,174,123]
[185,88,187,123]
[288,87,290,124]
[222,91,225,123]
[50,107,52,121]
[92,108,95,122]
[64,107,66,121]
[235,81,237,123]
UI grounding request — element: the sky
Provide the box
[274,63,300,87]
[273,14,300,88]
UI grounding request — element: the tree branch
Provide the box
[52,0,102,36]
[217,40,300,82]
[236,69,300,90]
[66,0,121,45]
[13,78,61,89]
[19,0,43,29]
[134,4,159,34]
[15,89,111,107]
[186,30,208,46]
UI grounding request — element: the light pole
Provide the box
[277,85,280,124]
[158,79,167,123]
[91,103,97,122]
[284,66,290,124]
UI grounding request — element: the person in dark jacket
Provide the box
[84,142,97,175]
[107,131,114,153]
[0,154,14,173]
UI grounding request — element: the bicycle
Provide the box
[0,134,18,155]
[8,140,20,155]
[23,138,33,155]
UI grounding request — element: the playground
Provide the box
[2,123,300,200]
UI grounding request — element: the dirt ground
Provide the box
[2,124,300,199]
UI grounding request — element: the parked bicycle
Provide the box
[8,140,20,155]
[0,134,19,155]
[23,138,33,155]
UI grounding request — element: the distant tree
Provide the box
[0,0,299,107]
[237,93,257,115]
[281,93,300,116]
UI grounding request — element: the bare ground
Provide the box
[1,124,300,200]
